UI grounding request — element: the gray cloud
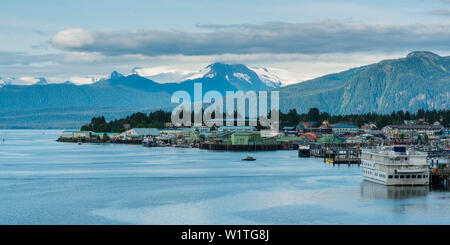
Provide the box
[0,52,61,66]
[426,8,450,16]
[50,21,450,56]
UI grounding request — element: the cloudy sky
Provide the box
[1,0,450,85]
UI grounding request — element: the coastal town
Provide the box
[58,119,450,151]
[57,111,450,188]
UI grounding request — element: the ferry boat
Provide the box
[361,144,429,186]
[242,156,256,161]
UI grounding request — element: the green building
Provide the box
[230,132,277,146]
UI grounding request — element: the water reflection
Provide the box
[360,180,429,200]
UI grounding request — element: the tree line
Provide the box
[81,108,450,133]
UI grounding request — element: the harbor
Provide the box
[54,116,450,189]
[4,129,450,225]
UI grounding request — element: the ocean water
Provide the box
[0,129,450,225]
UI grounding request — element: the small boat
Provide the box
[242,156,256,161]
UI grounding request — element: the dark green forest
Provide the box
[80,108,450,133]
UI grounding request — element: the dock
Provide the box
[428,152,450,188]
[430,169,450,188]
[303,143,365,165]
[323,147,361,165]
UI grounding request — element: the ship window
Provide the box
[406,175,410,179]
[388,175,393,179]
[412,175,416,178]
[400,175,405,179]
[394,175,399,179]
[418,175,422,179]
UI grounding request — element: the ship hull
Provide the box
[362,160,429,186]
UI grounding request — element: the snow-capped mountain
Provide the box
[184,63,282,91]
[248,67,283,88]
[0,76,50,86]
[0,77,13,87]
[132,63,287,88]
[34,78,48,85]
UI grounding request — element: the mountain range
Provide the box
[278,51,450,114]
[0,51,449,128]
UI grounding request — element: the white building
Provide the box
[332,125,360,135]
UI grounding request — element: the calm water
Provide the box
[0,130,450,225]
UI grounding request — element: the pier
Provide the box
[323,147,361,165]
[304,143,365,165]
[430,169,450,189]
[428,151,450,189]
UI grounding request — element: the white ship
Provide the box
[361,144,429,186]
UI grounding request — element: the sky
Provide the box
[1,0,450,85]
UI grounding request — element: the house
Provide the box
[301,132,320,142]
[332,125,359,135]
[361,122,377,130]
[320,120,330,128]
[304,127,333,134]
[282,126,298,136]
[296,122,312,133]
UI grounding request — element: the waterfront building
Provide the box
[217,126,256,133]
[61,130,75,139]
[382,125,444,139]
[159,128,189,140]
[260,130,282,138]
[282,126,298,136]
[231,132,261,145]
[91,132,119,140]
[230,132,277,146]
[60,131,93,140]
[119,128,160,140]
[304,127,333,134]
[332,124,360,135]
